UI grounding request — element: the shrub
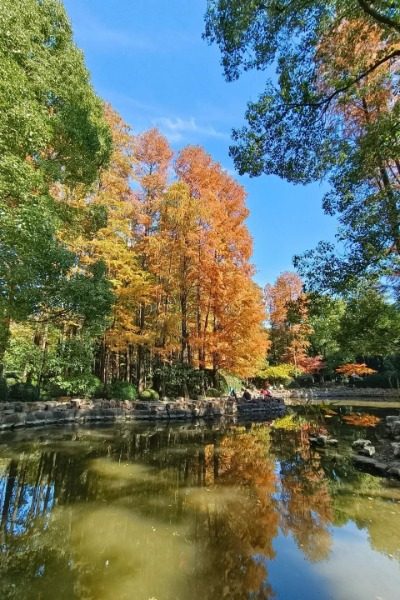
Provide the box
[257,363,298,386]
[45,382,67,398]
[153,363,209,398]
[50,374,101,398]
[105,381,138,401]
[354,373,399,389]
[294,375,315,388]
[220,372,243,394]
[9,382,40,402]
[138,388,159,401]
[206,387,222,397]
[149,389,159,400]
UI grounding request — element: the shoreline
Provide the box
[0,397,285,431]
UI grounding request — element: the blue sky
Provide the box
[64,0,338,288]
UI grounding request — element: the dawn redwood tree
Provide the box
[265,272,312,369]
[175,145,268,379]
[63,106,156,384]
[153,181,201,363]
[133,128,173,388]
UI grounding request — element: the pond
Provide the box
[1,407,400,600]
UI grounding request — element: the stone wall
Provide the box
[0,398,238,431]
[286,386,400,399]
[0,396,290,431]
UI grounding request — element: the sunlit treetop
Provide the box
[335,362,377,376]
[0,0,111,195]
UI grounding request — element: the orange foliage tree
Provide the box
[264,272,312,370]
[62,111,268,389]
[314,18,400,277]
[335,363,377,377]
[60,105,157,383]
[174,146,268,379]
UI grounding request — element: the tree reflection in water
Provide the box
[188,425,278,599]
[0,421,399,599]
[272,427,333,562]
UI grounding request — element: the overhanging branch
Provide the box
[357,0,400,34]
[286,48,400,111]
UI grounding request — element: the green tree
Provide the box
[204,1,400,292]
[257,363,300,385]
[0,0,112,373]
[308,294,347,372]
[337,286,400,358]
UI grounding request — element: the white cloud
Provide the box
[78,21,155,52]
[154,116,229,143]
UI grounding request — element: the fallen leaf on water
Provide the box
[342,413,381,427]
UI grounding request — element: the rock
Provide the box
[358,445,376,457]
[386,415,399,424]
[69,399,82,408]
[53,410,67,421]
[391,442,400,458]
[134,402,150,411]
[35,410,48,420]
[387,468,400,477]
[386,417,400,437]
[25,412,40,423]
[352,455,386,474]
[309,435,337,448]
[387,463,400,478]
[353,455,376,467]
[352,439,372,449]
[387,461,400,477]
[326,438,338,446]
[374,461,389,473]
[3,413,23,425]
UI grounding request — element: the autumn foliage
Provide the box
[335,363,377,377]
[64,106,268,386]
[264,272,313,372]
[342,413,381,427]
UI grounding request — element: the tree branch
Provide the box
[357,0,400,34]
[287,48,400,111]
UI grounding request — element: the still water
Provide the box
[1,409,400,600]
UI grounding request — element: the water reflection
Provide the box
[273,428,333,562]
[0,418,399,599]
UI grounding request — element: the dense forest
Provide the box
[0,0,267,401]
[0,0,399,402]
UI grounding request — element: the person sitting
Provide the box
[229,388,237,401]
[242,388,252,401]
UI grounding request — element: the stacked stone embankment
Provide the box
[351,415,400,479]
[0,396,288,430]
[0,397,239,430]
[236,398,286,419]
[287,387,400,400]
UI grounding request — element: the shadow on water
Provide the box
[0,411,400,600]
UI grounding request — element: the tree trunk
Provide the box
[37,324,49,393]
[137,304,146,391]
[0,313,11,379]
